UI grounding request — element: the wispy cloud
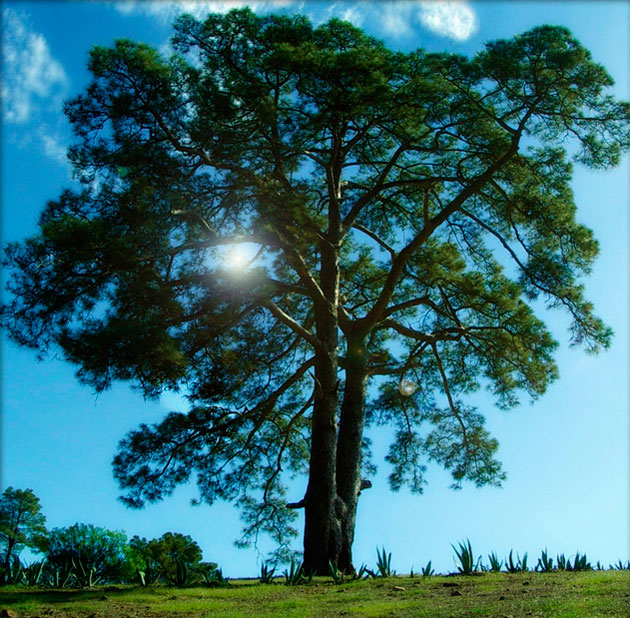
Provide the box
[321,2,365,28]
[110,1,477,43]
[1,7,68,124]
[379,4,416,39]
[418,1,478,41]
[111,0,296,22]
[39,130,69,167]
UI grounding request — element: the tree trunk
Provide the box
[335,334,368,574]
[303,238,342,575]
[302,350,341,574]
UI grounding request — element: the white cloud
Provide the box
[1,7,68,124]
[418,0,477,41]
[323,2,365,27]
[111,0,297,22]
[39,130,69,167]
[110,1,477,43]
[378,3,416,39]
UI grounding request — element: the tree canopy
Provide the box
[2,10,628,572]
[0,487,47,582]
[45,523,128,585]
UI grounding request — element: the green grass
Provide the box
[1,571,629,617]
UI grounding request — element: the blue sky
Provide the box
[1,1,628,576]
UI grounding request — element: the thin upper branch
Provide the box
[262,299,321,350]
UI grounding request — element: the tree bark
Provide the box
[302,240,342,575]
[335,333,368,574]
[302,350,341,574]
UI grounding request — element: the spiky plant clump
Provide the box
[452,539,479,575]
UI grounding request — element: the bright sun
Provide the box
[224,244,258,272]
[228,246,248,268]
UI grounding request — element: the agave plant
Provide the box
[610,559,630,571]
[350,564,369,582]
[566,553,591,572]
[23,560,46,586]
[1,556,24,585]
[168,557,190,586]
[505,550,528,573]
[328,560,345,584]
[137,563,161,587]
[375,547,394,577]
[487,552,503,573]
[259,562,276,584]
[536,549,553,572]
[421,560,434,577]
[72,556,103,588]
[136,554,161,587]
[556,553,568,571]
[42,558,74,588]
[283,560,309,586]
[452,539,479,575]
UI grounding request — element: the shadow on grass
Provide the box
[0,586,140,605]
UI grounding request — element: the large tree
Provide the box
[2,10,629,574]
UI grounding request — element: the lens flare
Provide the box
[398,378,417,397]
[226,246,248,269]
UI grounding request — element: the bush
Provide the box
[127,532,209,585]
[46,523,127,586]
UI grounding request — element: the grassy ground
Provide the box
[1,571,629,617]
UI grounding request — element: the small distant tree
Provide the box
[0,487,47,583]
[146,532,203,583]
[46,523,128,586]
[128,532,216,585]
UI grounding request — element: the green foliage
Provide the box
[555,552,590,572]
[2,7,629,567]
[196,561,223,586]
[566,552,591,572]
[536,549,554,572]
[41,557,73,588]
[283,560,310,585]
[71,556,102,587]
[173,557,190,586]
[45,523,127,587]
[127,536,161,586]
[327,560,368,584]
[505,550,528,573]
[374,547,394,577]
[328,560,343,584]
[23,560,45,586]
[451,539,480,575]
[556,553,568,571]
[259,562,276,584]
[0,487,47,583]
[127,532,204,586]
[4,570,630,617]
[0,556,23,585]
[211,567,229,587]
[421,561,434,577]
[488,552,503,572]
